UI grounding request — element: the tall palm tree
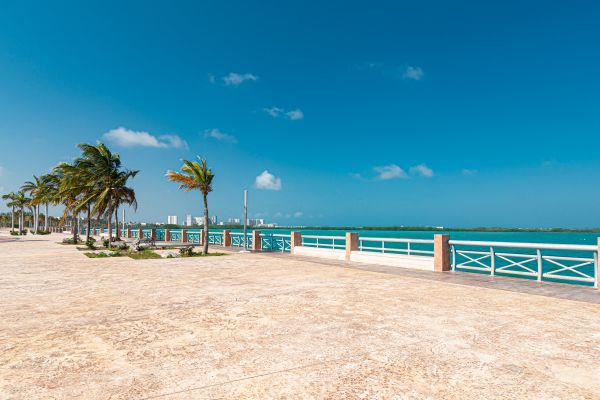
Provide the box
[21,175,44,233]
[74,142,138,246]
[166,157,214,254]
[1,192,18,232]
[12,191,30,234]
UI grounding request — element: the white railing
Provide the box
[301,235,346,250]
[231,232,252,247]
[207,231,224,245]
[261,234,291,252]
[450,240,598,287]
[358,237,434,256]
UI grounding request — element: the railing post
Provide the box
[490,246,495,276]
[345,232,358,262]
[150,228,156,241]
[537,249,543,282]
[181,229,188,243]
[252,230,261,251]
[223,230,231,247]
[290,232,302,255]
[137,227,143,239]
[434,234,450,272]
[594,237,600,289]
[126,228,132,238]
[165,229,171,242]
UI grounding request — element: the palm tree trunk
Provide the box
[11,206,14,231]
[34,205,39,233]
[44,203,49,231]
[107,209,113,247]
[203,193,209,254]
[19,207,23,233]
[72,213,78,242]
[114,207,120,240]
[86,203,91,242]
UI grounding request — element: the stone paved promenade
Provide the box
[1,231,600,399]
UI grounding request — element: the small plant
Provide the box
[179,246,194,257]
[115,242,129,250]
[62,237,79,244]
[102,238,110,248]
[35,230,51,235]
[85,237,96,249]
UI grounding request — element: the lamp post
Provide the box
[243,189,248,252]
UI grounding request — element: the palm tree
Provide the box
[166,157,214,254]
[12,191,30,234]
[1,192,18,232]
[21,175,44,233]
[74,142,138,246]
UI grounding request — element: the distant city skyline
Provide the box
[1,1,600,227]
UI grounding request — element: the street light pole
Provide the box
[243,189,248,251]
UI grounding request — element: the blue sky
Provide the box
[1,0,599,227]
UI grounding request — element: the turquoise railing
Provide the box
[170,230,181,241]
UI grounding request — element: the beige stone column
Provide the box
[345,232,358,261]
[150,228,156,241]
[223,230,231,247]
[100,227,104,234]
[434,234,450,272]
[137,228,143,239]
[290,232,302,255]
[181,229,188,243]
[199,230,204,246]
[165,229,170,241]
[126,228,131,238]
[252,231,261,251]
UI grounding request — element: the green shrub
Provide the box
[85,237,96,249]
[62,237,80,244]
[102,238,110,248]
[179,246,194,257]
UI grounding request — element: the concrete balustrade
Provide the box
[181,229,188,243]
[345,232,358,261]
[434,234,450,272]
[252,231,261,251]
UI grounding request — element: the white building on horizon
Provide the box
[167,215,178,225]
[186,214,192,226]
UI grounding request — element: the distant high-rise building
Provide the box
[248,218,265,226]
[186,214,192,226]
[228,217,241,224]
[193,216,202,225]
[167,215,178,225]
[210,215,218,225]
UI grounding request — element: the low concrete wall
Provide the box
[349,251,434,271]
[292,246,346,261]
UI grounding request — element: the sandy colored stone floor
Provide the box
[1,232,600,399]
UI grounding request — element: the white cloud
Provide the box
[293,211,303,218]
[374,164,408,180]
[204,128,237,144]
[286,109,304,120]
[402,66,424,81]
[263,106,284,117]
[102,127,187,149]
[208,73,216,84]
[264,107,304,121]
[462,168,478,176]
[255,170,282,191]
[410,163,434,177]
[0,166,4,176]
[223,72,258,86]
